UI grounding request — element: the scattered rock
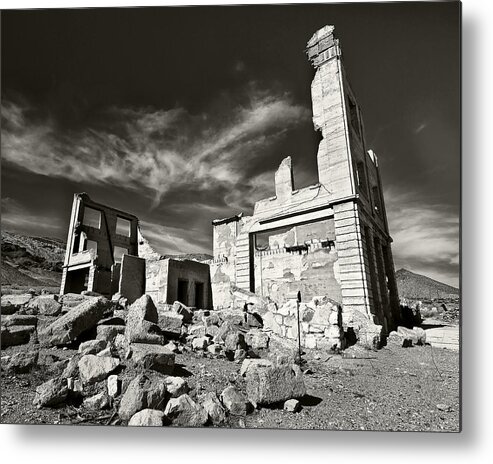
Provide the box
[164,376,189,398]
[437,403,450,412]
[129,343,175,374]
[1,325,35,348]
[78,354,120,384]
[118,372,167,420]
[240,358,273,377]
[1,293,33,308]
[200,391,226,425]
[6,350,39,373]
[41,296,113,346]
[125,295,164,345]
[220,386,250,416]
[97,316,125,326]
[2,314,38,327]
[83,392,111,410]
[128,409,165,426]
[79,339,108,355]
[172,301,193,323]
[245,361,306,406]
[33,378,69,408]
[189,324,207,338]
[29,296,62,316]
[216,320,238,342]
[107,375,121,397]
[158,311,184,336]
[225,332,246,352]
[192,336,210,351]
[164,394,208,427]
[207,343,223,355]
[97,325,126,342]
[284,399,301,413]
[164,341,179,353]
[245,330,269,350]
[59,293,91,309]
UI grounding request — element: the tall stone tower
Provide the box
[210,25,400,345]
[307,25,401,333]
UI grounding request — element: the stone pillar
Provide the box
[333,201,371,327]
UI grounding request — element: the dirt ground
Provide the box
[1,338,460,432]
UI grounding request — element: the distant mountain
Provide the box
[163,253,213,262]
[1,231,66,288]
[395,268,459,300]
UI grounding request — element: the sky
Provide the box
[1,2,460,287]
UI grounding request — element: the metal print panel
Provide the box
[0,2,461,432]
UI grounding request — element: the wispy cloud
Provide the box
[1,86,310,208]
[139,220,211,256]
[384,187,459,287]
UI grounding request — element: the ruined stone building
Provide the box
[210,26,400,336]
[60,193,212,308]
[60,25,400,347]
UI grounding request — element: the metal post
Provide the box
[296,291,302,364]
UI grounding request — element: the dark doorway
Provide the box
[177,279,189,305]
[195,282,204,309]
[65,267,90,294]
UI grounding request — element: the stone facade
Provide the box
[60,193,142,300]
[61,194,212,309]
[210,25,400,340]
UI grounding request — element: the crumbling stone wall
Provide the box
[263,298,343,351]
[60,193,140,298]
[210,25,401,345]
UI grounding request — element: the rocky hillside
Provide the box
[1,231,66,288]
[396,268,459,300]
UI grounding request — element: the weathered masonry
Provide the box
[60,193,145,303]
[210,26,400,335]
[60,193,212,308]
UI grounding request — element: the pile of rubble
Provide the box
[1,291,307,426]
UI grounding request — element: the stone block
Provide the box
[130,343,175,374]
[119,254,146,305]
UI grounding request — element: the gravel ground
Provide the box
[1,339,459,432]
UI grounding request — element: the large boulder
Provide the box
[78,339,108,355]
[2,314,38,327]
[245,330,269,350]
[60,293,92,309]
[225,332,246,352]
[1,325,35,348]
[96,325,126,342]
[41,296,113,346]
[28,296,62,316]
[200,391,226,425]
[125,295,164,345]
[33,378,69,408]
[245,360,306,406]
[164,394,208,427]
[1,293,34,308]
[389,326,427,347]
[83,392,111,410]
[128,409,165,426]
[171,301,193,323]
[240,358,273,377]
[6,350,39,373]
[220,386,250,416]
[118,372,167,420]
[78,354,120,384]
[129,343,175,374]
[216,320,239,343]
[157,311,184,336]
[192,336,210,351]
[164,376,189,398]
